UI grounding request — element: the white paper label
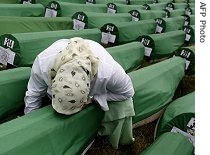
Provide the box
[187,117,195,130]
[45,8,57,17]
[101,32,109,44]
[86,2,94,4]
[185,34,191,41]
[108,33,116,43]
[171,126,195,146]
[107,8,116,14]
[185,59,190,70]
[166,7,173,11]
[23,1,32,4]
[73,19,85,30]
[184,21,189,26]
[101,32,116,44]
[144,47,152,56]
[0,46,16,65]
[155,25,163,33]
[132,16,139,21]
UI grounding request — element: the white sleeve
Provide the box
[106,63,135,101]
[24,57,48,114]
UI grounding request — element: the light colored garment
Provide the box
[98,98,135,148]
[24,39,134,114]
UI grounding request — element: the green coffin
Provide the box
[138,30,185,59]
[1,28,101,67]
[100,19,156,46]
[0,4,45,17]
[0,16,73,35]
[0,67,31,123]
[95,0,126,4]
[168,9,185,17]
[37,0,86,6]
[145,2,168,10]
[155,16,185,33]
[55,1,107,17]
[141,132,194,155]
[116,3,144,13]
[72,11,132,30]
[0,104,103,155]
[155,92,195,146]
[128,56,185,123]
[106,42,145,73]
[129,10,166,21]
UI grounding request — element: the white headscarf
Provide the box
[49,37,99,115]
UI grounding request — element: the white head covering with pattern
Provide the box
[49,37,99,115]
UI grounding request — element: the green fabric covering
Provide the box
[168,9,185,17]
[95,0,126,4]
[0,16,73,36]
[0,0,19,3]
[72,12,132,29]
[138,30,185,59]
[106,42,145,73]
[129,0,154,5]
[155,16,185,33]
[37,0,86,6]
[141,132,194,155]
[146,2,168,10]
[7,28,101,67]
[100,19,156,45]
[188,3,195,9]
[128,57,185,123]
[0,67,31,123]
[183,25,195,44]
[174,45,195,75]
[173,3,188,9]
[116,4,144,13]
[99,98,135,148]
[0,4,45,17]
[57,1,107,17]
[0,104,103,155]
[129,10,166,21]
[155,92,195,146]
[188,15,195,25]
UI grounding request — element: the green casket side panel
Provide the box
[0,67,31,122]
[116,4,144,13]
[0,16,73,35]
[0,104,103,155]
[156,16,185,33]
[0,0,19,4]
[147,2,168,10]
[117,19,157,44]
[155,92,195,138]
[0,4,45,17]
[36,0,86,6]
[128,57,185,123]
[12,28,101,67]
[149,30,185,58]
[141,132,194,155]
[96,0,126,4]
[72,12,132,29]
[58,1,107,17]
[169,9,185,17]
[107,41,144,73]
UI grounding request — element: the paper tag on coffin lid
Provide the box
[44,1,61,17]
